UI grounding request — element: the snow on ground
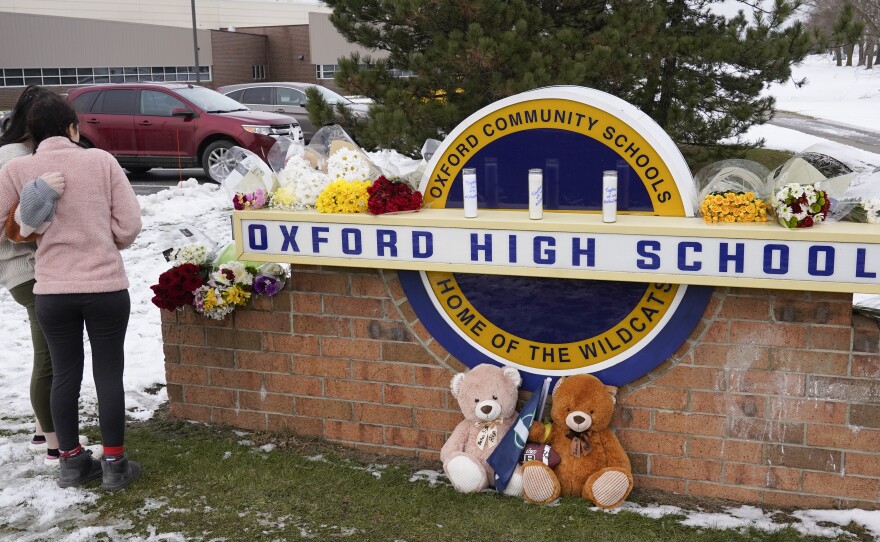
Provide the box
[768,53,880,134]
[1,55,880,539]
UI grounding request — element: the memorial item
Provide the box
[150,241,288,319]
[770,183,830,229]
[602,170,618,223]
[440,364,524,496]
[528,168,543,220]
[462,167,478,218]
[366,176,423,215]
[315,179,372,214]
[232,188,268,211]
[521,374,633,509]
[820,167,880,225]
[694,160,769,224]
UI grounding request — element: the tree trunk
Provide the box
[858,40,866,65]
[846,43,855,65]
[868,39,876,69]
[836,46,843,66]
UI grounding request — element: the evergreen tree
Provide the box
[320,0,811,155]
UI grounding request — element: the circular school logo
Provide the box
[401,87,712,388]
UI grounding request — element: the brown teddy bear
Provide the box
[521,374,633,508]
[440,364,523,496]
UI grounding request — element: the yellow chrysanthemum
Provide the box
[316,179,371,214]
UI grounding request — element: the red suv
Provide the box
[67,83,303,182]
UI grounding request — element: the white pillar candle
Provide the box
[463,168,478,218]
[603,170,618,223]
[528,168,543,220]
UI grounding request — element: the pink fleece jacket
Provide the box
[0,137,141,294]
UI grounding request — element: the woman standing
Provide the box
[0,85,64,466]
[0,92,143,490]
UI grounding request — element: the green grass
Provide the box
[35,409,860,542]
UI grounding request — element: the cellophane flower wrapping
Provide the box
[694,160,770,223]
[820,168,880,224]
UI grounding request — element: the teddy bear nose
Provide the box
[573,415,586,425]
[480,405,493,415]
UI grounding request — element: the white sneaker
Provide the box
[30,435,87,454]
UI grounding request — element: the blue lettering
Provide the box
[249,224,268,250]
[470,233,493,262]
[636,240,661,270]
[377,229,398,257]
[413,231,433,258]
[341,228,362,255]
[808,245,835,277]
[509,235,517,263]
[763,244,789,275]
[857,248,877,278]
[279,225,298,252]
[719,242,744,273]
[311,226,329,253]
[677,242,702,271]
[534,236,556,265]
[572,237,595,267]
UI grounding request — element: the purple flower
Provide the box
[253,274,283,296]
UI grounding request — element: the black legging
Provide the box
[35,290,130,452]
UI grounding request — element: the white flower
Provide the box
[273,160,331,210]
[212,261,252,286]
[258,262,287,277]
[327,147,371,183]
[170,242,209,266]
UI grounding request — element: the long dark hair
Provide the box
[27,93,80,150]
[0,85,54,147]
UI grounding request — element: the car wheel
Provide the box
[202,140,236,183]
[125,167,152,175]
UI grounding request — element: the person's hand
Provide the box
[41,172,65,195]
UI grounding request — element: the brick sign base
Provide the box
[161,265,880,509]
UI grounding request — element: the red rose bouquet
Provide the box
[367,176,423,215]
[150,263,208,311]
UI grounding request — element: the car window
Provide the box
[70,91,100,113]
[276,87,307,106]
[224,89,244,101]
[241,87,272,105]
[140,90,188,116]
[94,89,137,115]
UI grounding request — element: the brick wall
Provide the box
[210,30,268,90]
[161,267,880,507]
[239,25,349,95]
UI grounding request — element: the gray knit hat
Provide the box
[15,177,61,237]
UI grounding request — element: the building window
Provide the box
[0,66,212,87]
[316,64,337,80]
[252,65,266,80]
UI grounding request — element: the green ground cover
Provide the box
[46,408,864,542]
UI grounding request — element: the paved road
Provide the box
[125,168,212,195]
[768,111,880,155]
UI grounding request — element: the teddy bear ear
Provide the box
[450,372,466,398]
[606,385,618,404]
[552,377,567,398]
[502,367,522,388]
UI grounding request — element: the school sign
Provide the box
[234,87,880,387]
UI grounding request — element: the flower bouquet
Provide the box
[151,241,289,320]
[693,160,770,224]
[770,183,830,228]
[367,176,423,214]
